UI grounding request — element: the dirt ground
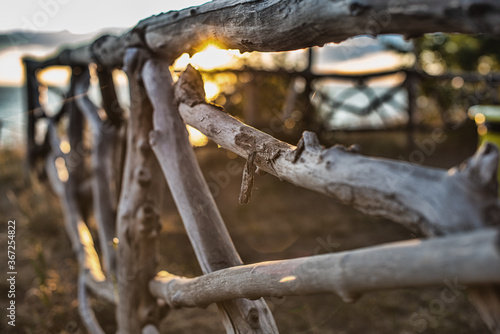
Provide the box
[0,124,492,333]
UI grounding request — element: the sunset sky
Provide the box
[0,0,208,33]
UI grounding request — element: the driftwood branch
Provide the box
[142,56,278,333]
[95,65,127,213]
[97,65,127,215]
[174,65,500,237]
[96,65,124,126]
[45,69,115,303]
[26,0,500,68]
[42,72,114,333]
[44,152,114,304]
[150,228,500,307]
[115,49,166,333]
[74,66,118,275]
[24,60,43,167]
[77,274,104,334]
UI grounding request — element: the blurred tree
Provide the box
[415,34,500,128]
[418,34,500,72]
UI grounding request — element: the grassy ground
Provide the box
[0,124,491,333]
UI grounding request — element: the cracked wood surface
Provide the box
[27,0,500,68]
[115,49,166,334]
[175,66,500,237]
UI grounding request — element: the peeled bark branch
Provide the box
[43,75,113,333]
[115,49,166,333]
[44,152,115,305]
[174,66,500,237]
[43,70,115,309]
[25,0,500,68]
[74,67,118,275]
[142,56,278,333]
[24,59,43,167]
[150,228,500,307]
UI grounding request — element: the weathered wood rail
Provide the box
[23,0,500,333]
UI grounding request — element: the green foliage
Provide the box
[418,34,500,72]
[414,34,500,128]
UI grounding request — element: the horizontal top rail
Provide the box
[25,0,500,68]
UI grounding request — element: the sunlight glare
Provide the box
[59,140,71,154]
[38,66,71,86]
[55,157,69,182]
[478,124,488,136]
[475,113,486,125]
[279,276,297,283]
[77,220,106,282]
[190,44,242,71]
[173,53,191,69]
[204,81,220,100]
[113,70,129,86]
[187,125,209,147]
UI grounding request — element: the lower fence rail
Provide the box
[149,228,500,307]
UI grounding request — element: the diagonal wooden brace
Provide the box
[142,55,279,334]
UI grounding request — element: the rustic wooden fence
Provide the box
[23,1,500,333]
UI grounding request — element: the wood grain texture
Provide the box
[115,49,165,334]
[150,228,500,307]
[174,66,500,237]
[26,0,500,67]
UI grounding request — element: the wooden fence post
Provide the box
[24,59,42,168]
[142,56,279,333]
[115,49,166,333]
[41,66,113,333]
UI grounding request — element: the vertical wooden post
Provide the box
[405,70,417,148]
[116,49,165,333]
[24,59,42,168]
[96,65,127,203]
[73,66,121,275]
[142,58,278,333]
[96,65,124,126]
[41,66,109,334]
[67,66,86,185]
